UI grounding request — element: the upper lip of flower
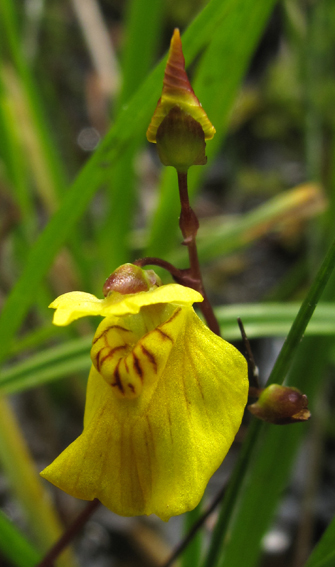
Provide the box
[49,283,204,326]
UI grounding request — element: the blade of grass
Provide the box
[0,0,67,203]
[0,510,41,567]
[0,0,253,365]
[0,69,35,237]
[304,514,335,567]
[182,503,203,567]
[146,0,277,258]
[0,397,76,567]
[99,0,164,272]
[203,237,335,567]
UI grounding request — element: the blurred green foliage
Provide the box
[1,0,335,566]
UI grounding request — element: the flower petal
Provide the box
[41,307,248,520]
[100,284,203,317]
[50,284,203,326]
[49,292,104,326]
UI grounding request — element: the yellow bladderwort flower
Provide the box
[41,264,248,521]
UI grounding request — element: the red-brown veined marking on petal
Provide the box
[154,307,182,342]
[130,432,146,507]
[178,358,192,414]
[111,359,124,394]
[185,343,213,434]
[166,405,174,444]
[140,345,158,373]
[185,342,206,402]
[155,328,173,342]
[128,383,135,394]
[132,352,143,381]
[145,415,156,459]
[99,344,128,367]
[73,403,105,488]
[92,325,131,344]
[95,349,102,373]
[143,426,153,499]
[162,306,182,325]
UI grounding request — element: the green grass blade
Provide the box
[146,0,277,258]
[99,0,164,272]
[215,334,329,567]
[0,397,76,567]
[305,514,335,567]
[203,237,335,567]
[182,503,203,567]
[0,0,256,365]
[0,0,67,203]
[0,510,41,567]
[0,336,91,394]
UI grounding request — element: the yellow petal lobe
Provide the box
[146,29,216,143]
[41,306,248,521]
[49,284,203,326]
[49,292,104,326]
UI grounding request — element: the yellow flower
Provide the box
[41,266,248,521]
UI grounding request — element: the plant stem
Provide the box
[36,500,100,567]
[177,172,221,335]
[161,485,226,567]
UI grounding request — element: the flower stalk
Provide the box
[177,171,221,336]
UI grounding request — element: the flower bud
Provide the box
[147,29,215,171]
[103,263,161,297]
[248,384,311,425]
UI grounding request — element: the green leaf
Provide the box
[0,510,41,567]
[203,237,335,567]
[99,0,164,272]
[0,0,249,366]
[305,514,335,567]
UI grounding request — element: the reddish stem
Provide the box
[35,500,100,567]
[177,172,221,336]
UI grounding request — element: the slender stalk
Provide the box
[177,172,221,335]
[237,318,259,387]
[36,500,100,567]
[161,486,226,567]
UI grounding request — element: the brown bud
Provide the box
[103,264,161,297]
[248,384,311,425]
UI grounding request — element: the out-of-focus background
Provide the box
[1,0,335,566]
